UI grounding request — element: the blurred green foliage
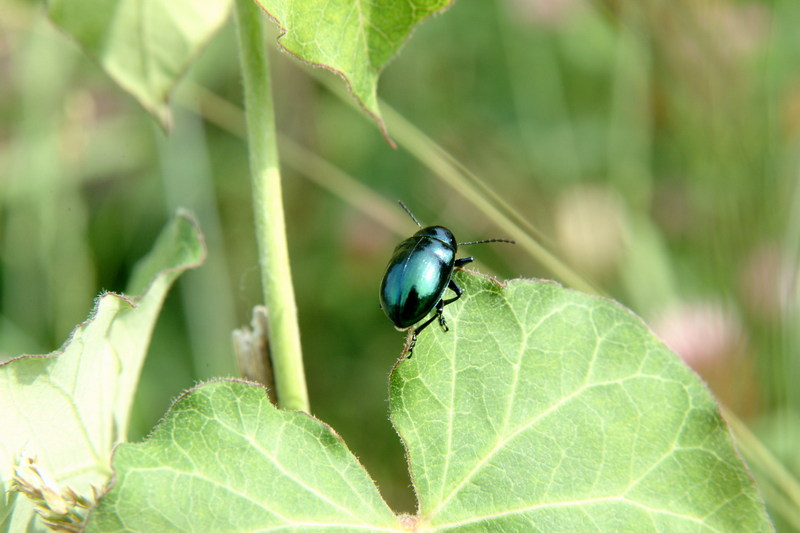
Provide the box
[1,0,799,526]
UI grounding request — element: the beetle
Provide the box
[379,201,514,357]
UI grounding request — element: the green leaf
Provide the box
[253,0,452,141]
[83,271,771,531]
[390,271,773,531]
[47,0,232,126]
[85,379,400,532]
[0,211,205,532]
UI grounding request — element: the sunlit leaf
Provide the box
[0,212,205,532]
[85,380,400,532]
[390,272,773,531]
[253,0,452,141]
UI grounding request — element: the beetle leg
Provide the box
[413,312,440,339]
[407,335,417,359]
[441,278,464,306]
[444,256,472,318]
[436,299,449,332]
[407,302,446,359]
[455,256,474,268]
[407,277,469,358]
[434,277,469,333]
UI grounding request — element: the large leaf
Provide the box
[85,271,771,531]
[390,272,772,531]
[85,379,400,532]
[47,0,232,126]
[254,0,452,140]
[0,212,205,532]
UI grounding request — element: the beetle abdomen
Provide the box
[380,236,455,329]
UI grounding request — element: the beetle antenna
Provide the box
[459,238,516,246]
[398,201,423,228]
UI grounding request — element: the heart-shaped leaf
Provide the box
[390,272,772,531]
[253,0,452,141]
[85,379,400,532]
[47,0,232,126]
[0,212,205,532]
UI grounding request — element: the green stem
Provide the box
[234,0,308,412]
[722,406,800,511]
[312,70,599,296]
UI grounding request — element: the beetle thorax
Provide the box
[413,226,457,250]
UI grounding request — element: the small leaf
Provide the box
[0,212,205,532]
[254,0,452,142]
[390,272,773,531]
[85,380,400,532]
[47,0,232,126]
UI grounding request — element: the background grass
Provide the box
[1,0,799,527]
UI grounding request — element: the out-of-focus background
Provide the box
[2,0,799,526]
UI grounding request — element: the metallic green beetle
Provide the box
[379,202,514,357]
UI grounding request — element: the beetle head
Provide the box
[413,226,457,249]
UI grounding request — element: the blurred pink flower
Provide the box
[738,244,798,322]
[653,301,758,416]
[653,301,744,371]
[504,0,584,27]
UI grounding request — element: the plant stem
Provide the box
[234,0,308,412]
[313,70,599,295]
[722,406,800,511]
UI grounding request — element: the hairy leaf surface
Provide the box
[391,272,772,531]
[86,380,399,532]
[254,0,452,139]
